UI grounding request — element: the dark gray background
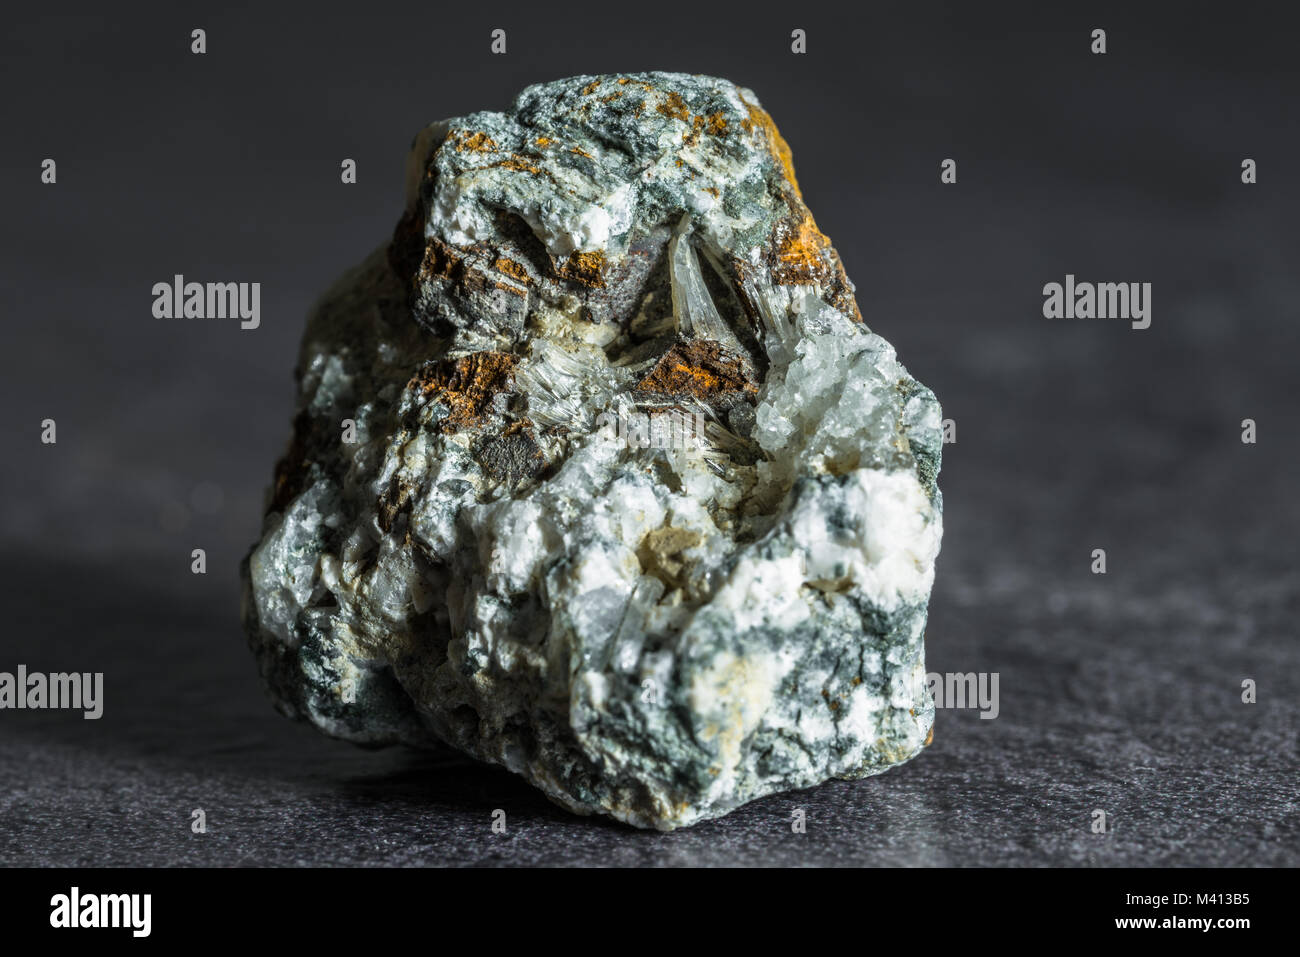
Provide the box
[2,1,1297,866]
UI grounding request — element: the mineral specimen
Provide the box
[241,72,944,830]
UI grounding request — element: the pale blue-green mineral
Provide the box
[241,72,944,829]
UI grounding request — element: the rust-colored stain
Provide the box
[417,237,464,283]
[738,94,801,198]
[636,340,757,399]
[493,256,532,285]
[924,727,934,747]
[570,145,594,159]
[410,352,520,433]
[499,418,536,438]
[556,249,607,287]
[656,90,691,122]
[683,114,705,146]
[419,239,529,299]
[660,98,729,146]
[488,155,545,175]
[453,130,499,154]
[534,136,553,148]
[581,79,602,95]
[771,211,831,285]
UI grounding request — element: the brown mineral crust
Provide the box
[656,90,691,123]
[500,418,536,438]
[417,237,529,300]
[738,94,802,199]
[569,226,672,329]
[683,110,730,146]
[650,87,731,147]
[736,98,863,323]
[493,256,533,285]
[770,212,831,285]
[411,216,659,331]
[417,236,464,283]
[451,130,499,154]
[555,250,607,288]
[410,351,520,433]
[486,155,548,176]
[636,339,758,400]
[766,209,864,324]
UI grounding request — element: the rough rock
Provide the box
[241,72,944,830]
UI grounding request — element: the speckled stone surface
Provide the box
[241,73,944,829]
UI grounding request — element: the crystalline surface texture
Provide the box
[242,72,944,830]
